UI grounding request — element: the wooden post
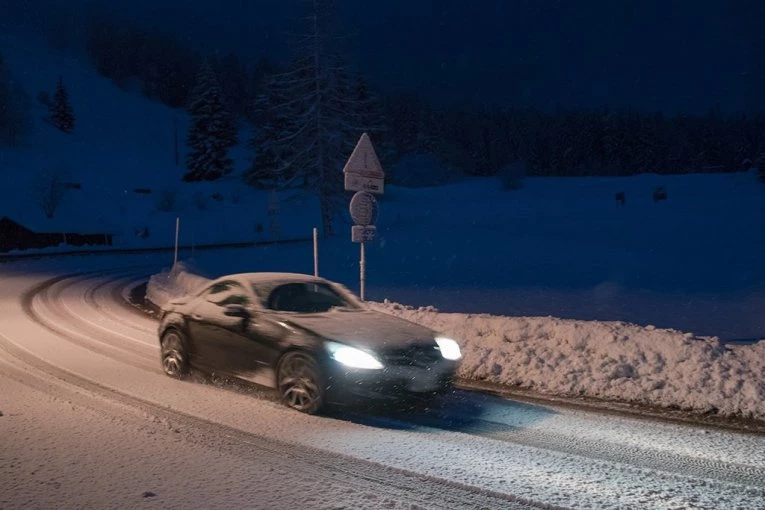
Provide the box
[313,227,319,276]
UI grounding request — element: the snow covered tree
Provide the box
[50,77,75,133]
[184,61,238,182]
[246,0,375,237]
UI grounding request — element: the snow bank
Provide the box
[145,262,210,307]
[370,301,765,420]
[146,266,765,421]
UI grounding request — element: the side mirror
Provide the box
[223,304,250,319]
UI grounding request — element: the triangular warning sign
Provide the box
[342,133,384,178]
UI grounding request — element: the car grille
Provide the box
[380,344,442,368]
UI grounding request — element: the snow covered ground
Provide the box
[148,264,765,421]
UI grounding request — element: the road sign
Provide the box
[351,225,376,243]
[343,133,385,194]
[344,133,385,301]
[344,173,384,194]
[349,191,378,226]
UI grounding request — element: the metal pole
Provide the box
[173,217,179,268]
[360,241,366,301]
[313,227,319,276]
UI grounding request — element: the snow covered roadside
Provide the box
[146,266,765,421]
[369,301,765,421]
[145,262,211,306]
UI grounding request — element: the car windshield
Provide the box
[263,282,360,313]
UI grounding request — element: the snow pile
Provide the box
[146,266,765,420]
[370,301,765,420]
[145,262,210,306]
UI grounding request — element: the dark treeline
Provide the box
[385,95,765,179]
[76,13,765,181]
[83,12,276,119]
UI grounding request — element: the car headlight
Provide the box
[435,336,462,360]
[325,342,383,370]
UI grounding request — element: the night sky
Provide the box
[4,0,764,113]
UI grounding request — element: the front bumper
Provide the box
[325,359,458,404]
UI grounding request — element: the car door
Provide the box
[185,280,259,375]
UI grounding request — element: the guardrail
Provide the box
[0,237,313,263]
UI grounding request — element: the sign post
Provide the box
[343,133,385,300]
[173,217,179,269]
[313,227,319,277]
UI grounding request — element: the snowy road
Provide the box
[1,256,764,509]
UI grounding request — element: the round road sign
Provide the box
[349,191,378,226]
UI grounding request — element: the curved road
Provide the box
[1,255,764,509]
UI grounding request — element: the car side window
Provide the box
[267,282,348,313]
[203,280,251,307]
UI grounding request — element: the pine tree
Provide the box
[184,61,238,182]
[246,0,372,237]
[51,77,75,133]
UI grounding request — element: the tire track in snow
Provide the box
[371,406,765,489]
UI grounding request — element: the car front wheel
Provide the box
[277,351,325,414]
[161,329,189,379]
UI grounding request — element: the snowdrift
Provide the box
[146,266,765,421]
[370,301,765,420]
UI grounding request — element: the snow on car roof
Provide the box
[224,272,330,284]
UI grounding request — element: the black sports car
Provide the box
[157,272,462,413]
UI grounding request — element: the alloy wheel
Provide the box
[161,331,188,379]
[277,352,324,414]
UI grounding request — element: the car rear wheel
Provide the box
[277,351,325,414]
[161,330,189,379]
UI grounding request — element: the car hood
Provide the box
[280,309,437,349]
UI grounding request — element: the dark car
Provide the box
[157,272,462,414]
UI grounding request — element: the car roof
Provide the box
[219,272,331,286]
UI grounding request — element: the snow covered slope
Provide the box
[0,34,314,247]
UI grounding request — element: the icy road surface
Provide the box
[1,255,764,509]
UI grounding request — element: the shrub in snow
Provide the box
[133,226,150,239]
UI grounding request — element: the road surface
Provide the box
[1,254,764,509]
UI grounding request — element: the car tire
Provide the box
[277,351,325,414]
[160,329,189,379]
